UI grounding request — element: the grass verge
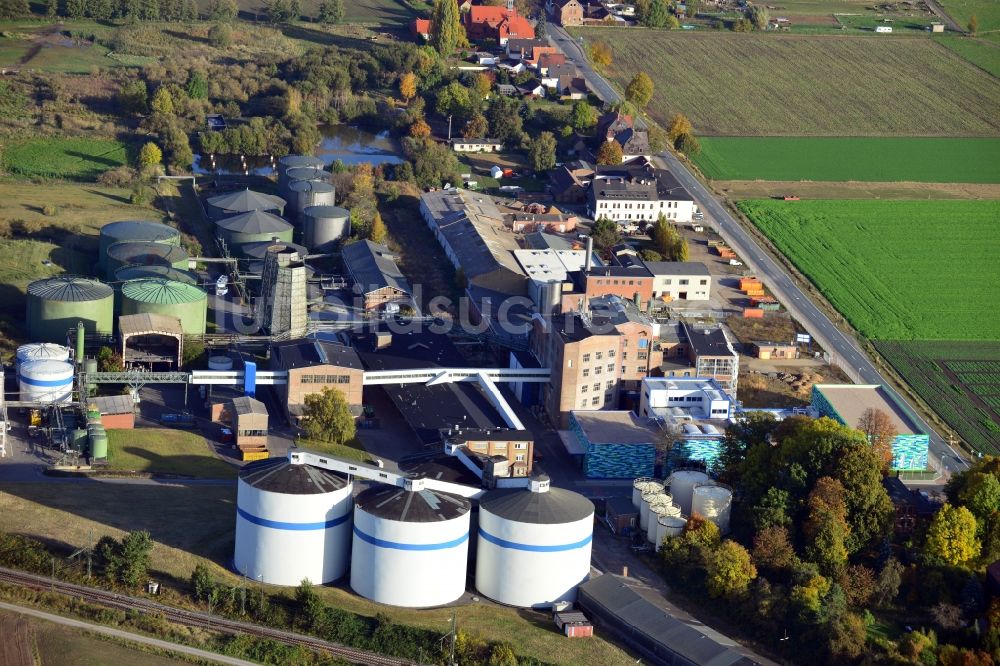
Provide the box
[106,428,238,479]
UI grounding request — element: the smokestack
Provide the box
[585,236,593,272]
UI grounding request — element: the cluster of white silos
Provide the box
[234,461,596,610]
[632,470,734,550]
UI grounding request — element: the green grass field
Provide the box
[875,341,1000,454]
[1,138,130,181]
[939,0,1000,40]
[937,35,1000,76]
[574,30,1000,136]
[296,437,369,462]
[107,428,238,478]
[692,137,1000,182]
[738,199,1000,340]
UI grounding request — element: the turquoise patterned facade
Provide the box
[571,413,656,479]
[666,438,724,472]
[811,386,929,471]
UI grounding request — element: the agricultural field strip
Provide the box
[575,30,1000,136]
[691,137,1000,183]
[738,199,1000,341]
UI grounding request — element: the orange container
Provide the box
[739,278,761,290]
[743,308,764,318]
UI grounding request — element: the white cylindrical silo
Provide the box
[692,483,733,535]
[646,501,676,543]
[19,359,74,403]
[234,457,353,586]
[668,469,710,516]
[476,475,594,609]
[631,477,663,510]
[639,490,669,532]
[16,343,71,370]
[656,515,687,551]
[350,478,471,608]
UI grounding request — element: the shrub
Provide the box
[98,166,138,187]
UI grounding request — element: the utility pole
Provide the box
[447,115,453,141]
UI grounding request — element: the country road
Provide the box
[549,25,971,474]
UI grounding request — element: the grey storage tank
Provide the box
[302,205,350,252]
[26,276,114,343]
[288,180,336,218]
[215,210,294,256]
[105,241,190,278]
[114,264,200,286]
[206,188,285,220]
[277,155,324,197]
[98,220,180,274]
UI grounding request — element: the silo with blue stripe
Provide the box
[233,457,353,586]
[476,475,594,608]
[350,477,471,608]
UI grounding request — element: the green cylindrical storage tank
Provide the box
[206,188,285,220]
[114,264,200,286]
[26,276,114,343]
[215,210,293,256]
[120,278,208,335]
[89,427,108,459]
[98,220,179,273]
[105,241,190,278]
[72,428,88,451]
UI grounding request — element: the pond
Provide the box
[193,125,403,176]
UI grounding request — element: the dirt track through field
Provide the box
[713,180,1000,200]
[0,612,35,666]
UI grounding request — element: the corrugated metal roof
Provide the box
[215,210,293,234]
[93,394,134,415]
[120,278,206,305]
[114,265,199,285]
[27,276,113,302]
[480,485,593,524]
[118,312,184,336]
[106,241,189,264]
[207,188,285,213]
[342,240,411,297]
[100,220,178,242]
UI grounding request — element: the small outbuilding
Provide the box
[230,396,269,460]
[92,394,135,429]
[749,341,799,360]
[605,496,639,536]
[554,611,594,638]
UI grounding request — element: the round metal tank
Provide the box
[647,502,677,543]
[668,469,710,517]
[114,264,199,286]
[656,515,687,551]
[302,205,350,251]
[206,188,285,220]
[215,210,293,255]
[99,220,180,273]
[88,425,108,459]
[475,476,594,608]
[639,490,670,532]
[350,479,470,608]
[240,240,309,262]
[72,428,88,451]
[288,180,336,218]
[692,483,733,535]
[277,155,325,198]
[631,477,663,510]
[234,457,353,586]
[16,343,70,369]
[19,359,74,403]
[26,276,114,343]
[120,278,207,335]
[208,356,233,370]
[105,241,190,278]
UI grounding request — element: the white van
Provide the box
[875,26,892,33]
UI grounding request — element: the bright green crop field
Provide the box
[937,36,1000,77]
[1,137,130,181]
[692,137,1000,183]
[739,199,1000,341]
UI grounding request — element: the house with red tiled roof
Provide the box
[536,52,567,75]
[465,6,535,45]
[411,18,431,41]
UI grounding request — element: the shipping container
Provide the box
[759,302,782,311]
[242,450,269,462]
[739,277,761,290]
[743,308,764,318]
[564,624,593,638]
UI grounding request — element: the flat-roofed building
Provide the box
[272,339,364,424]
[681,322,739,396]
[570,410,660,478]
[645,262,712,302]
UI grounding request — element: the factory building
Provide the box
[476,476,594,608]
[351,479,472,608]
[234,457,353,586]
[271,338,365,423]
[443,427,534,477]
[341,240,412,312]
[568,410,661,479]
[638,377,734,472]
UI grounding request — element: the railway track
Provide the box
[0,567,417,666]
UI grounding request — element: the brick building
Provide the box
[271,339,365,425]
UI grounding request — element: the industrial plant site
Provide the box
[0,0,996,663]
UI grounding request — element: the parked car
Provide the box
[729,259,743,266]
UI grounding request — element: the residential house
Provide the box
[883,476,939,535]
[341,239,412,312]
[558,75,589,100]
[506,38,547,60]
[271,339,365,424]
[549,0,585,26]
[497,59,527,75]
[541,62,577,88]
[518,80,547,98]
[588,159,696,224]
[645,261,712,301]
[496,83,518,96]
[411,18,431,40]
[451,138,504,153]
[549,160,594,203]
[525,45,559,67]
[612,128,651,161]
[419,188,527,296]
[536,52,568,76]
[466,8,535,45]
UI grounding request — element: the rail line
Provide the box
[0,567,417,666]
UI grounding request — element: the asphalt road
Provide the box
[549,28,971,475]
